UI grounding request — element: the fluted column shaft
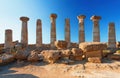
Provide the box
[65,18,70,47]
[20,17,29,46]
[108,22,116,48]
[77,15,86,43]
[91,16,101,42]
[36,19,42,47]
[4,29,13,48]
[50,14,57,48]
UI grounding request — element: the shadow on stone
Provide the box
[0,74,39,78]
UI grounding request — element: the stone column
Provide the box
[108,22,116,48]
[4,29,13,48]
[65,18,70,47]
[20,17,29,46]
[91,15,101,42]
[77,15,86,43]
[50,14,57,48]
[36,19,42,47]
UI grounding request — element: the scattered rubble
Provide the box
[15,50,30,60]
[27,50,39,62]
[0,53,14,65]
[88,57,101,63]
[41,50,61,63]
[55,40,68,49]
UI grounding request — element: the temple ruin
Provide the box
[0,14,120,65]
[3,14,117,49]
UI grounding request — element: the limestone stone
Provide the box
[116,41,120,48]
[0,53,14,65]
[77,15,86,43]
[85,50,102,58]
[65,18,71,47]
[71,48,83,56]
[61,49,71,57]
[50,14,57,48]
[88,57,101,63]
[4,29,13,49]
[38,54,44,61]
[36,19,42,47]
[79,42,107,52]
[90,15,101,42]
[71,48,83,61]
[41,50,61,63]
[15,50,29,60]
[108,22,116,48]
[70,42,79,48]
[55,40,68,49]
[108,54,120,60]
[27,50,39,62]
[20,16,29,47]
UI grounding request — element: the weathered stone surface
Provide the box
[79,42,107,52]
[71,48,83,56]
[116,41,120,48]
[50,14,57,48]
[70,42,79,48]
[88,57,101,63]
[0,54,14,65]
[61,49,71,57]
[41,50,61,63]
[77,15,86,43]
[4,29,13,49]
[20,16,29,47]
[102,50,111,57]
[38,54,44,61]
[55,40,68,49]
[70,48,83,61]
[15,43,25,51]
[74,56,83,61]
[85,50,102,58]
[36,19,42,47]
[27,50,39,62]
[91,15,101,42]
[15,50,29,60]
[108,54,120,60]
[65,18,70,47]
[108,22,116,48]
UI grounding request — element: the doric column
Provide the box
[50,14,57,48]
[65,18,70,47]
[36,19,42,47]
[91,15,101,42]
[20,17,29,46]
[4,29,13,48]
[108,22,116,48]
[77,15,86,43]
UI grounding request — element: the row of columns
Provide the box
[4,14,116,49]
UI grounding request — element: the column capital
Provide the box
[109,22,115,26]
[5,29,12,32]
[20,16,29,22]
[77,15,86,22]
[50,13,57,19]
[90,15,101,21]
[37,19,41,25]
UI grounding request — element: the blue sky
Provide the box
[0,0,120,44]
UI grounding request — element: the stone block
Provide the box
[79,42,107,52]
[71,48,83,56]
[55,40,68,49]
[88,57,101,63]
[85,50,102,58]
[41,50,61,63]
[27,50,39,62]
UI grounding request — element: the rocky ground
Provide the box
[0,60,120,78]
